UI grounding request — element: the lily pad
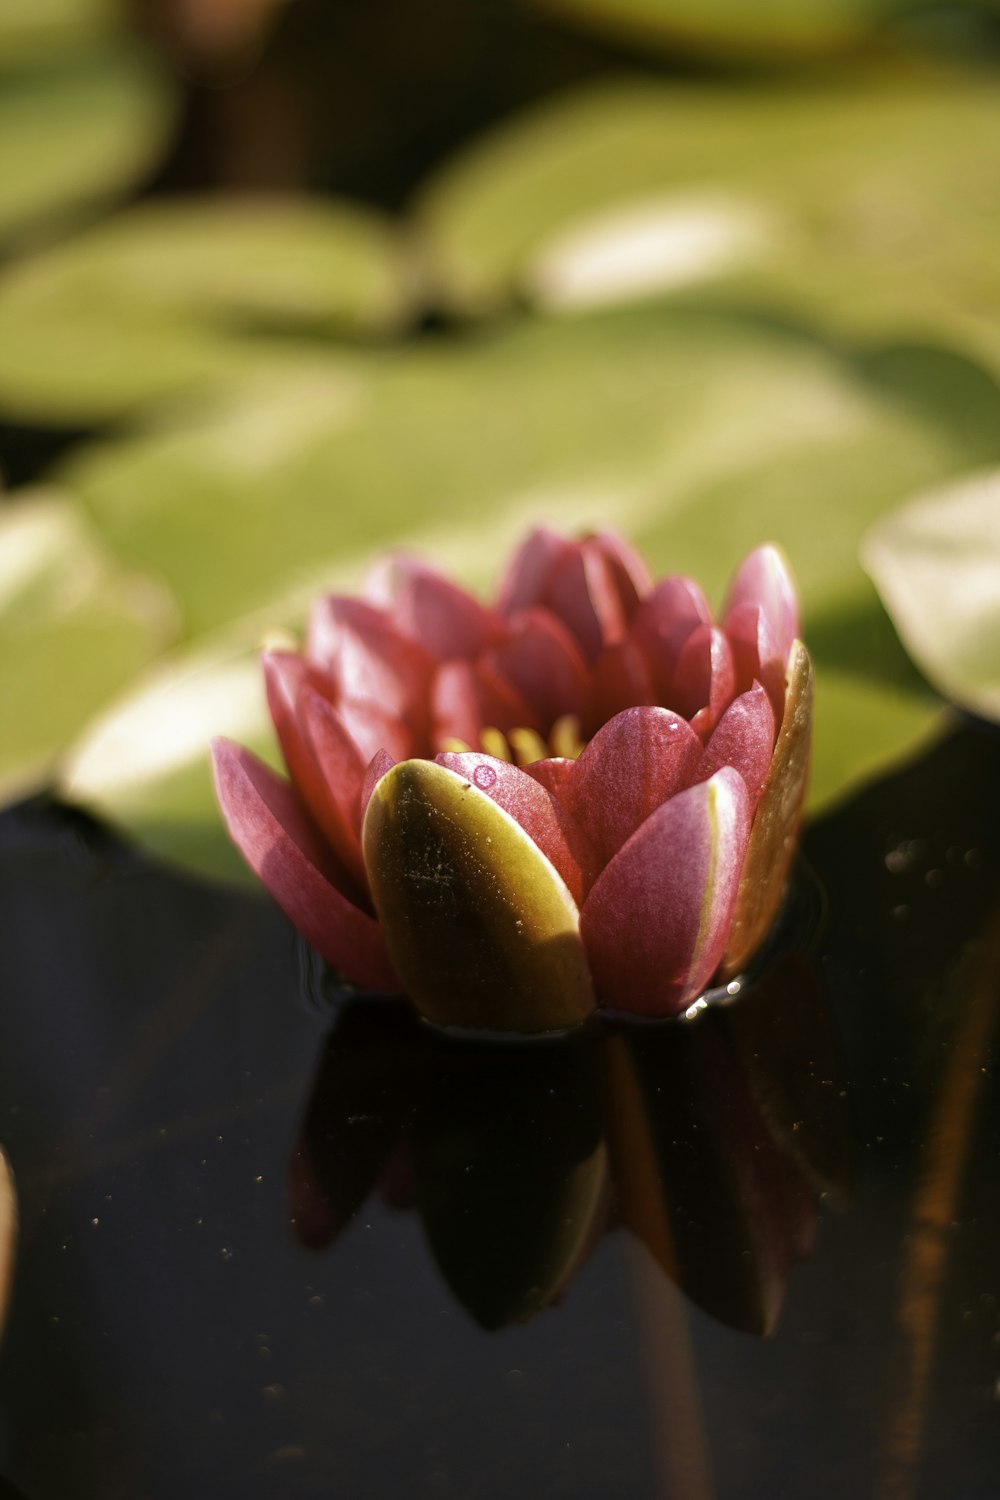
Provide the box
[418,73,1000,376]
[57,302,973,876]
[0,0,117,64]
[0,492,176,801]
[528,0,896,62]
[0,45,175,249]
[0,197,413,423]
[862,468,1000,724]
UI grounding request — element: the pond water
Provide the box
[0,723,998,1500]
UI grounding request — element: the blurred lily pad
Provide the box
[0,491,176,800]
[55,302,974,874]
[0,45,175,249]
[529,0,896,61]
[862,468,1000,723]
[0,197,413,422]
[418,74,1000,375]
[0,0,118,65]
[63,636,276,883]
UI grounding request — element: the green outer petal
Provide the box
[362,760,595,1034]
[721,639,813,978]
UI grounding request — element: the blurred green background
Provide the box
[2,0,1000,880]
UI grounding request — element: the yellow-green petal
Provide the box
[721,639,813,978]
[362,760,595,1033]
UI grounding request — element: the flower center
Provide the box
[440,713,586,766]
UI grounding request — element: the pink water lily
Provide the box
[212,531,812,1031]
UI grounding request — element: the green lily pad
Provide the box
[418,73,1000,375]
[0,492,176,801]
[62,634,279,883]
[0,0,117,63]
[0,196,413,422]
[528,0,895,61]
[56,301,975,875]
[862,468,1000,724]
[0,45,175,249]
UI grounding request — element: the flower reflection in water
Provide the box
[288,890,851,1335]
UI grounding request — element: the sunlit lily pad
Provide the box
[0,197,412,422]
[0,45,175,249]
[63,304,975,637]
[0,492,176,801]
[862,468,1000,724]
[0,0,116,63]
[418,74,1000,375]
[57,302,970,875]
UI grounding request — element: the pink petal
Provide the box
[263,653,361,878]
[546,545,634,660]
[567,707,702,864]
[724,544,799,667]
[524,757,577,799]
[696,682,776,805]
[391,565,504,662]
[590,640,656,728]
[586,531,653,605]
[724,602,787,720]
[580,767,751,1017]
[481,607,591,726]
[211,740,400,993]
[629,576,712,700]
[360,550,423,607]
[335,694,414,764]
[671,624,736,724]
[360,749,395,821]
[496,527,570,617]
[430,660,535,749]
[435,751,597,903]
[307,596,434,730]
[299,689,370,888]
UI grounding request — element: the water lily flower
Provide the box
[212,531,812,1031]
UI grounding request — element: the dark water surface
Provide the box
[0,724,998,1500]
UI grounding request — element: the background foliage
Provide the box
[2,0,999,879]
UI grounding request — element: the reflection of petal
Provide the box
[412,1037,608,1329]
[604,1019,818,1337]
[0,1149,15,1345]
[288,1002,422,1250]
[723,950,853,1205]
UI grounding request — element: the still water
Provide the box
[0,724,998,1499]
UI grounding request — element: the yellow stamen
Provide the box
[480,726,514,762]
[437,717,587,766]
[551,714,586,760]
[508,727,549,767]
